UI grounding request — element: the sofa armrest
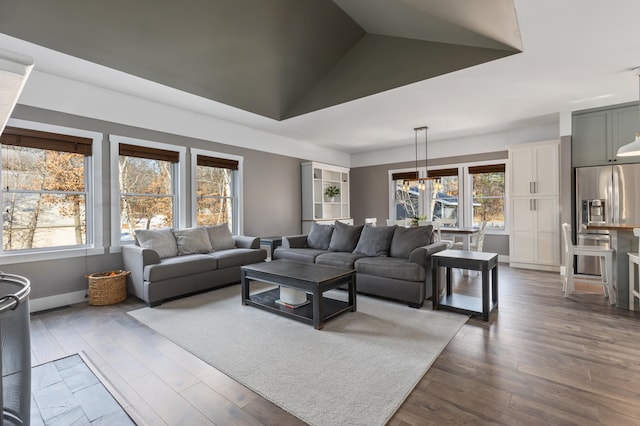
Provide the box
[233,235,260,249]
[408,241,448,266]
[282,234,308,249]
[122,245,161,298]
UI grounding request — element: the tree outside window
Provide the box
[470,165,505,229]
[1,128,90,251]
[196,166,233,228]
[119,144,177,240]
[195,154,238,231]
[394,180,419,220]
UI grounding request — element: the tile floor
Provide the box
[31,354,135,425]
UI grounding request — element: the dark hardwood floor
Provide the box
[30,265,640,425]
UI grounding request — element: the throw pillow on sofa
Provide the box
[353,224,396,256]
[389,225,433,259]
[135,228,178,259]
[205,223,236,250]
[173,227,213,255]
[328,221,364,252]
[307,222,334,250]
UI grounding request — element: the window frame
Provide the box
[0,119,103,265]
[389,159,508,235]
[109,135,186,252]
[462,160,508,235]
[190,148,243,235]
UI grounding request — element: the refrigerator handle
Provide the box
[612,167,619,223]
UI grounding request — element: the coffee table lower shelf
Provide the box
[247,288,352,327]
[437,293,498,317]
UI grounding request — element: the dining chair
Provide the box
[364,218,377,227]
[434,218,461,249]
[627,228,640,310]
[469,221,487,252]
[561,223,615,304]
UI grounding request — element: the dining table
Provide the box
[439,226,479,251]
[586,223,640,310]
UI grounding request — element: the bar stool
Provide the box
[628,228,640,310]
[561,223,616,304]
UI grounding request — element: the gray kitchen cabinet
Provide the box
[572,103,639,167]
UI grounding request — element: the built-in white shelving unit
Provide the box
[301,162,352,233]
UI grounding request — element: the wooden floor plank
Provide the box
[29,264,640,425]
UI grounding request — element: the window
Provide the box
[390,160,507,233]
[428,168,460,227]
[191,149,242,234]
[110,136,186,247]
[0,126,92,252]
[391,172,421,220]
[118,143,179,241]
[469,164,505,230]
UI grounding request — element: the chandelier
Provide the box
[402,126,435,191]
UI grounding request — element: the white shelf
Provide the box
[302,162,351,232]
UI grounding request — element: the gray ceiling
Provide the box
[0,0,521,120]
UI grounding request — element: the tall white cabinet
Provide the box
[301,162,352,233]
[508,140,560,271]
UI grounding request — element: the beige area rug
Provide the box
[128,283,469,426]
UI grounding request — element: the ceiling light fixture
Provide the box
[403,126,431,192]
[617,67,640,157]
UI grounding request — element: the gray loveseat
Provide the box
[274,221,446,308]
[122,224,266,306]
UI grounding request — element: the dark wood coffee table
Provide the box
[241,260,356,330]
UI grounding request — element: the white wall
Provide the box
[351,119,560,167]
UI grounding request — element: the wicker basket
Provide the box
[86,270,129,306]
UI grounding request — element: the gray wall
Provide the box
[6,105,303,301]
[350,150,510,256]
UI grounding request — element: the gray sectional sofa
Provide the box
[122,224,266,306]
[274,221,447,308]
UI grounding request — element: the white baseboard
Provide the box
[509,261,560,273]
[30,290,87,313]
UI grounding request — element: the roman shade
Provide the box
[119,143,179,162]
[196,154,239,170]
[1,126,92,155]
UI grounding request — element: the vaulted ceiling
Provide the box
[2,1,640,159]
[0,0,522,120]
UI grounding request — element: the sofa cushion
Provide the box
[353,224,396,256]
[173,227,213,255]
[328,221,364,252]
[273,247,327,264]
[144,254,218,282]
[135,228,178,259]
[307,222,334,250]
[389,225,433,259]
[315,252,365,269]
[206,223,236,250]
[208,248,266,269]
[355,257,426,282]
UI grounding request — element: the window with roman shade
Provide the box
[469,163,506,229]
[194,154,239,230]
[0,126,92,251]
[118,143,180,240]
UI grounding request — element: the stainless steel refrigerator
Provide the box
[575,164,640,274]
